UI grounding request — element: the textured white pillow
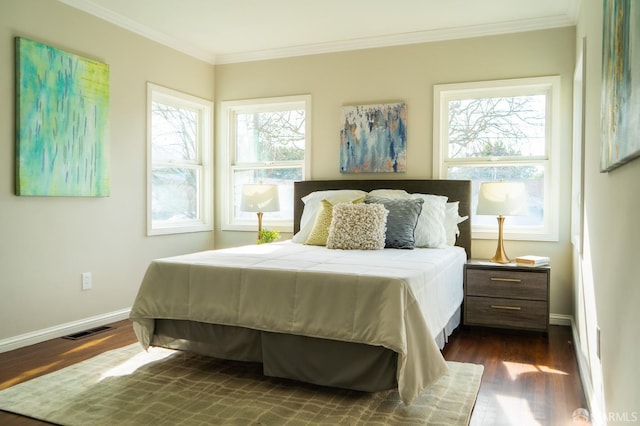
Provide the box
[410,193,448,248]
[326,203,388,250]
[292,189,367,243]
[445,201,469,245]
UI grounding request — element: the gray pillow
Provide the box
[365,195,424,249]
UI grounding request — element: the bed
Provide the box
[129,179,471,404]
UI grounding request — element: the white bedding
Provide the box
[129,241,466,404]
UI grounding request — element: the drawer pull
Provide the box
[491,277,522,283]
[491,305,522,311]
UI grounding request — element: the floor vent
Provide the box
[62,325,113,340]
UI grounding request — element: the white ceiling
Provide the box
[58,0,580,64]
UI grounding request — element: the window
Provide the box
[147,83,213,235]
[221,95,311,232]
[434,76,560,241]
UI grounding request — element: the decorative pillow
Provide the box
[304,200,334,245]
[445,201,469,245]
[410,193,448,248]
[305,197,365,246]
[292,190,367,243]
[365,195,424,249]
[326,203,387,250]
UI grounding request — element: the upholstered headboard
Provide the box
[293,179,471,258]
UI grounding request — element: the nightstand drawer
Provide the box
[466,268,548,301]
[465,296,548,331]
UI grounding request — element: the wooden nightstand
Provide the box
[464,260,550,332]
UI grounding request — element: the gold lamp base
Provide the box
[489,215,511,264]
[256,211,264,239]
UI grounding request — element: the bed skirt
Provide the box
[141,307,460,394]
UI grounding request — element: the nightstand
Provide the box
[464,260,550,332]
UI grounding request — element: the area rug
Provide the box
[0,344,483,425]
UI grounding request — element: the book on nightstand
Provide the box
[515,255,550,266]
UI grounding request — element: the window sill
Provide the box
[472,230,559,242]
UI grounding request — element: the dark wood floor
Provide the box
[0,321,586,425]
[443,325,587,425]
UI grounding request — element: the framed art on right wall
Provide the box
[600,0,640,172]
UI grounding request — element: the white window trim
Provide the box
[147,83,213,236]
[220,94,311,232]
[433,76,560,242]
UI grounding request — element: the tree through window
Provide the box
[221,95,311,232]
[434,77,560,241]
[147,84,212,235]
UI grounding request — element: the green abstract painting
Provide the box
[16,38,110,196]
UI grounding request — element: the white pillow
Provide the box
[292,190,367,243]
[326,203,388,250]
[445,201,469,245]
[410,193,448,248]
[367,189,411,199]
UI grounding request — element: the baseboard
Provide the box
[571,318,601,425]
[549,313,573,326]
[0,308,131,353]
[570,319,595,412]
[552,314,597,419]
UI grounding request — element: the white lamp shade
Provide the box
[241,184,280,213]
[476,181,527,216]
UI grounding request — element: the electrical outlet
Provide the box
[81,272,92,290]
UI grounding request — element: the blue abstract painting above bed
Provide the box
[339,102,407,173]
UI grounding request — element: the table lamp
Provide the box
[241,184,280,238]
[476,181,527,263]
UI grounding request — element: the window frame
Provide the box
[433,76,560,241]
[220,94,311,232]
[146,83,213,236]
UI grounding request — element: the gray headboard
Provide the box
[293,179,471,258]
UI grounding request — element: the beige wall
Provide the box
[215,27,576,317]
[4,0,638,418]
[0,0,214,342]
[576,0,640,421]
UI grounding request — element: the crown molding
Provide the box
[57,0,575,66]
[216,14,574,64]
[56,0,217,64]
